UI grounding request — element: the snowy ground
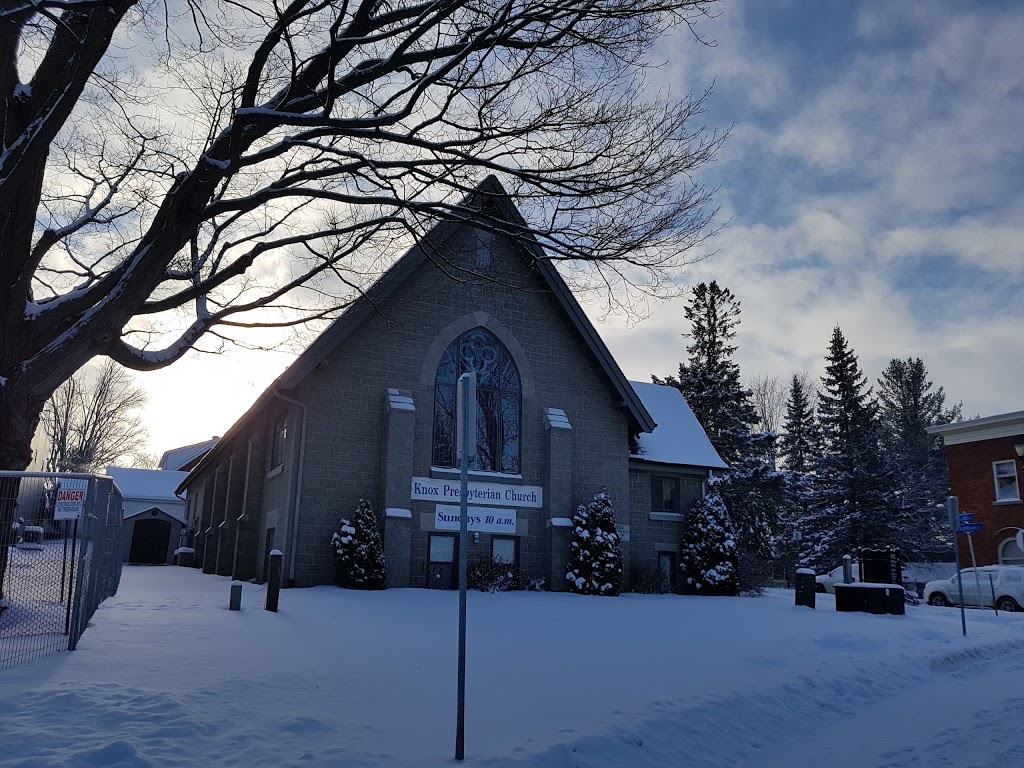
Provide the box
[1,566,1022,768]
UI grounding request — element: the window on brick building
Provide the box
[432,327,521,474]
[993,460,1020,502]
[651,476,680,512]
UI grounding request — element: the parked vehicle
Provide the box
[815,563,861,594]
[816,560,956,597]
[923,566,1024,611]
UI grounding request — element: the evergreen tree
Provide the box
[654,281,777,588]
[331,499,387,589]
[802,327,894,569]
[679,492,738,596]
[566,491,623,596]
[653,281,758,466]
[777,373,819,574]
[877,358,961,560]
[779,373,819,475]
[710,435,787,593]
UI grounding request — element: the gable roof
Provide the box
[106,467,189,502]
[628,381,728,469]
[159,438,219,471]
[124,504,187,524]
[180,176,655,489]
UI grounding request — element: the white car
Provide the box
[815,563,862,594]
[924,566,1024,612]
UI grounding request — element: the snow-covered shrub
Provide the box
[679,492,737,596]
[525,576,546,592]
[330,498,386,590]
[735,551,770,596]
[468,558,519,592]
[627,563,663,594]
[566,490,623,596]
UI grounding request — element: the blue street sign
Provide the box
[957,523,983,534]
[959,513,975,524]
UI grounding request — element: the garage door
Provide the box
[129,518,172,564]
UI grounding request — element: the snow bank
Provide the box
[0,567,1021,768]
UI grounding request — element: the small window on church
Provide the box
[475,230,493,268]
[271,417,287,469]
[432,327,521,473]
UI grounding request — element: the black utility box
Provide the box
[834,583,905,616]
[860,548,902,587]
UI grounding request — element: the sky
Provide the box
[131,0,1023,459]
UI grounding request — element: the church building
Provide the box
[176,177,725,592]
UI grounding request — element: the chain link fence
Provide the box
[0,472,124,670]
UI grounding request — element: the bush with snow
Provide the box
[330,498,387,590]
[566,490,623,596]
[468,558,519,592]
[679,492,738,596]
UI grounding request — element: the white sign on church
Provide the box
[411,477,542,508]
[435,505,517,534]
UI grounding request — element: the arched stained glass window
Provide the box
[432,328,521,473]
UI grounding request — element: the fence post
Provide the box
[67,481,95,651]
[265,550,283,612]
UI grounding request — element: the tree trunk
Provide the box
[0,391,46,598]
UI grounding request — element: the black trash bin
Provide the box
[864,585,887,615]
[835,583,905,616]
[885,586,905,616]
[795,569,816,609]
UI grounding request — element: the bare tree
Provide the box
[42,360,150,472]
[0,0,726,472]
[747,373,786,435]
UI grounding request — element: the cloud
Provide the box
[611,0,1024,419]
[877,221,1024,274]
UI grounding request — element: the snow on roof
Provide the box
[124,505,187,524]
[159,438,219,471]
[628,381,728,470]
[105,467,189,503]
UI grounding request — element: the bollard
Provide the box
[229,581,242,611]
[795,568,816,609]
[842,554,853,584]
[265,549,283,612]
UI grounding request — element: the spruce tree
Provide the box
[779,373,819,475]
[566,491,623,596]
[802,327,894,569]
[679,492,738,596]
[876,357,961,560]
[777,373,819,575]
[710,437,786,593]
[655,281,777,588]
[653,281,758,466]
[331,498,387,589]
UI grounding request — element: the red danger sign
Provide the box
[55,480,88,520]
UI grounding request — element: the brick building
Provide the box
[927,411,1024,567]
[176,177,725,591]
